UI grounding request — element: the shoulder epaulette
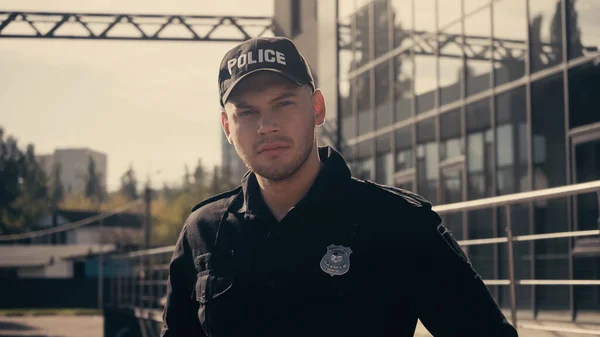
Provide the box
[190,186,242,213]
[363,179,432,208]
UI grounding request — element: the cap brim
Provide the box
[221,68,304,106]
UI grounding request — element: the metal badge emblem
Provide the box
[320,244,353,277]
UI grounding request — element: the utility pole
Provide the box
[144,186,151,250]
[97,218,104,309]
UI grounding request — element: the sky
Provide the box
[1,0,273,192]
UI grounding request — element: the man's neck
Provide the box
[256,146,322,222]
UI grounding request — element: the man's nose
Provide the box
[257,112,280,134]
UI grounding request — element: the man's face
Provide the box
[221,72,325,181]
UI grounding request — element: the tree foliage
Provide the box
[0,127,50,234]
[120,164,138,201]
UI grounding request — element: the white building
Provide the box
[37,148,108,196]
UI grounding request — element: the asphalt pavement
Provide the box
[0,315,102,337]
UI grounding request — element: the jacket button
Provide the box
[350,231,356,237]
[337,291,345,297]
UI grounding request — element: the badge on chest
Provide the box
[320,244,353,277]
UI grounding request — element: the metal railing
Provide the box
[103,180,600,333]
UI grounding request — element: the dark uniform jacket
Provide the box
[161,146,518,337]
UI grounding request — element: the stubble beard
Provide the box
[235,123,315,182]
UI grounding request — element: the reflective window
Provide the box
[493,0,527,86]
[529,0,563,73]
[395,125,414,171]
[466,98,493,199]
[569,61,600,129]
[567,0,600,59]
[414,41,437,113]
[391,0,413,50]
[439,0,462,29]
[413,1,436,113]
[495,86,529,195]
[441,171,464,244]
[531,74,569,303]
[357,71,372,135]
[342,144,356,172]
[415,0,436,38]
[354,4,371,69]
[468,208,495,279]
[374,0,390,58]
[464,0,490,15]
[394,52,413,122]
[376,133,394,185]
[417,118,439,204]
[439,22,464,106]
[498,205,533,310]
[532,74,565,189]
[340,80,355,141]
[356,139,374,180]
[338,0,356,20]
[375,61,393,130]
[338,15,354,79]
[440,109,463,161]
[465,6,492,96]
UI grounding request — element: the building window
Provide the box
[466,98,493,200]
[375,133,394,185]
[416,118,438,204]
[529,0,563,73]
[356,139,374,180]
[465,6,492,97]
[394,52,413,122]
[531,73,570,317]
[440,109,463,161]
[493,0,527,86]
[375,62,392,129]
[291,0,301,37]
[395,125,414,171]
[495,87,529,196]
[567,0,600,60]
[568,61,600,129]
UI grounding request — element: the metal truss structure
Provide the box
[338,23,535,62]
[0,11,276,42]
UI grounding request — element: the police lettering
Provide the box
[227,49,286,74]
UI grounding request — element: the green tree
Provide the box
[193,159,206,188]
[0,131,50,234]
[120,165,138,200]
[85,156,103,205]
[51,162,64,204]
[0,128,22,212]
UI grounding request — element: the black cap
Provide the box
[218,36,315,107]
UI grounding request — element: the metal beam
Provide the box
[0,11,276,42]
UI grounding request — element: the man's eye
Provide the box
[238,110,256,116]
[278,101,294,107]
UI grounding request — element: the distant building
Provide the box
[36,148,107,196]
[0,209,143,279]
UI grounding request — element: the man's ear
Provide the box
[221,110,233,144]
[312,89,326,127]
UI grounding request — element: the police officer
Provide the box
[160,37,518,337]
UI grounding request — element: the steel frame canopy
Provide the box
[0,11,277,42]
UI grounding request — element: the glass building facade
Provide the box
[336,0,600,322]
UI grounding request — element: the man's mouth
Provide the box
[257,142,289,154]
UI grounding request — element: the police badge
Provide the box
[320,244,352,277]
